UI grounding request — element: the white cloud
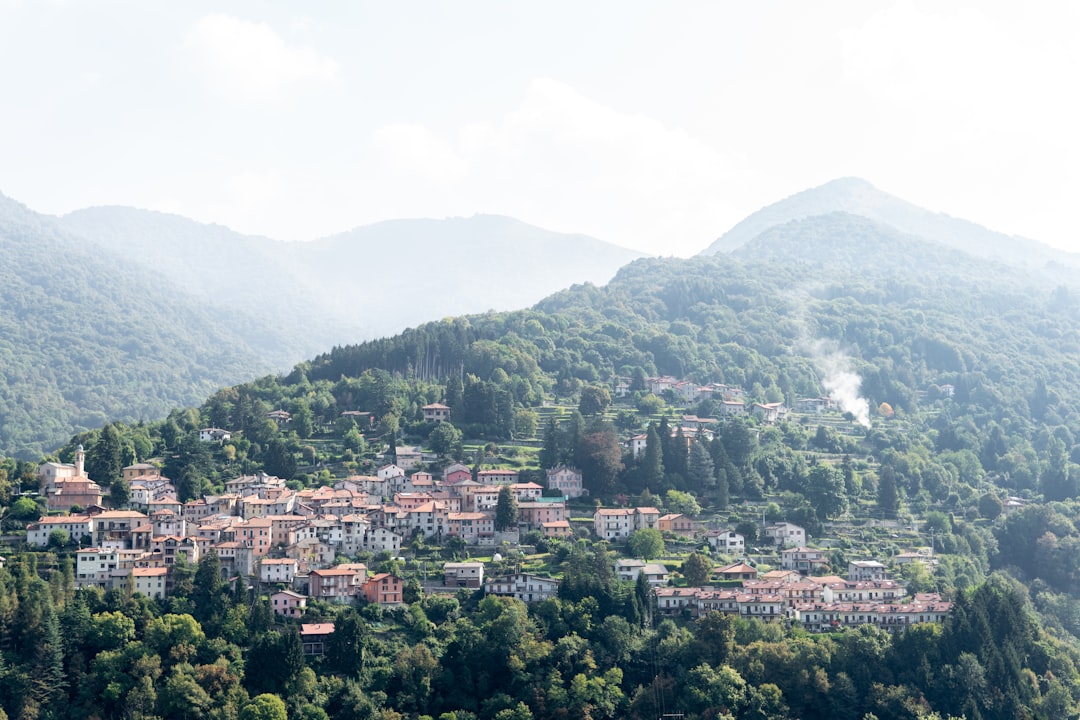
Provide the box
[367,78,739,255]
[184,14,339,104]
[373,124,467,184]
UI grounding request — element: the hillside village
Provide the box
[18,377,963,650]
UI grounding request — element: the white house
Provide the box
[764,522,806,548]
[706,529,745,554]
[484,573,560,603]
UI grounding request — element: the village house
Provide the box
[260,557,299,585]
[91,510,151,547]
[476,469,519,485]
[422,403,451,423]
[130,477,176,510]
[443,463,472,484]
[76,547,120,588]
[446,512,494,544]
[27,515,94,547]
[706,528,746,553]
[713,561,758,582]
[545,466,587,498]
[764,522,806,548]
[615,559,670,586]
[360,573,404,605]
[592,506,662,541]
[658,513,695,537]
[271,589,307,618]
[821,579,906,604]
[848,560,888,582]
[198,428,232,442]
[308,566,360,603]
[781,547,829,574]
[122,463,161,482]
[484,573,560,603]
[541,520,572,538]
[794,397,838,415]
[751,402,789,424]
[718,400,747,416]
[443,561,485,588]
[517,499,566,532]
[130,567,168,600]
[301,623,333,656]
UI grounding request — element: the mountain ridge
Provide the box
[702,177,1080,278]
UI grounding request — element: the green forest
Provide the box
[4,211,1080,718]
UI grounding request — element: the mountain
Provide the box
[0,194,296,458]
[701,177,1080,277]
[60,209,645,347]
[0,196,642,456]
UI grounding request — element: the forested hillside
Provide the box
[0,194,642,458]
[7,193,1080,719]
[0,195,297,459]
[60,209,644,349]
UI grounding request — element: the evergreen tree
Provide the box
[495,486,518,531]
[642,424,664,490]
[877,465,901,519]
[86,423,123,487]
[30,593,67,715]
[539,419,561,470]
[682,552,712,587]
[687,439,715,495]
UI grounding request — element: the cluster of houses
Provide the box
[659,560,953,633]
[27,453,593,607]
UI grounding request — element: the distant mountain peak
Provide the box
[701,177,1078,274]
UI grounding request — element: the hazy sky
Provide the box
[1,1,1077,257]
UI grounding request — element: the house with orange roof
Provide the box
[360,573,403,605]
[309,566,360,603]
[130,567,168,599]
[301,622,334,655]
[260,557,299,585]
[422,403,451,423]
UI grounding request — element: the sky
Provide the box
[0,0,1077,258]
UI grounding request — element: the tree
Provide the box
[264,438,298,480]
[240,694,288,720]
[642,423,664,489]
[687,439,715,495]
[47,529,70,549]
[86,424,124,488]
[627,528,665,560]
[577,422,624,497]
[877,466,900,519]
[512,408,538,439]
[539,419,561,470]
[806,464,848,519]
[495,486,518,531]
[663,489,701,517]
[682,552,712,587]
[109,476,130,508]
[978,492,1003,520]
[579,385,612,416]
[326,610,371,677]
[428,422,463,457]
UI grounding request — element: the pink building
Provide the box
[271,589,308,618]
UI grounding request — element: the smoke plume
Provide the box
[808,341,871,428]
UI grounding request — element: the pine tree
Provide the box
[877,465,901,519]
[539,419,561,470]
[86,423,123,487]
[687,439,715,495]
[495,486,519,531]
[642,424,664,489]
